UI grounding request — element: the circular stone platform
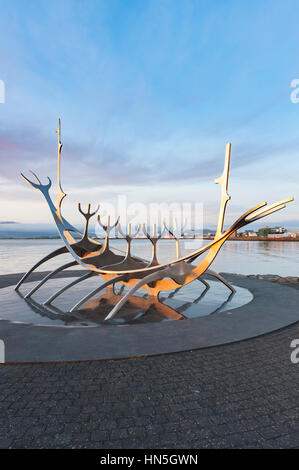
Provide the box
[0,272,298,363]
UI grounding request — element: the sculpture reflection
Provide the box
[13,278,251,327]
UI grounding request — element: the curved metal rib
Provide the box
[70,274,126,312]
[104,270,165,321]
[24,261,77,299]
[44,271,96,305]
[15,246,68,291]
[163,277,210,300]
[198,277,210,290]
[205,269,236,293]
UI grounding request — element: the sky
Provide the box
[0,0,299,232]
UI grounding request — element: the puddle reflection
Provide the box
[3,277,253,327]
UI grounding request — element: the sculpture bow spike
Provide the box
[214,142,231,238]
[56,118,67,216]
[245,197,294,223]
[21,171,52,191]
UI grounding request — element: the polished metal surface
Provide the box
[18,119,294,320]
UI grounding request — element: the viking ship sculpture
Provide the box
[15,120,293,321]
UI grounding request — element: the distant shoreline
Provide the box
[204,236,299,242]
[0,236,299,242]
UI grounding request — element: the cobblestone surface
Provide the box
[0,318,298,449]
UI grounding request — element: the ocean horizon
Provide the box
[1,222,299,239]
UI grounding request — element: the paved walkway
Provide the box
[0,318,298,448]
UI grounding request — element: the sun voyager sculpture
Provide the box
[15,120,293,321]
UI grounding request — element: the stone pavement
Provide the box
[0,318,298,449]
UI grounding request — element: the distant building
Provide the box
[182,229,202,239]
[258,226,287,237]
[289,230,299,238]
[272,226,286,234]
[245,231,257,237]
[258,226,270,237]
[268,233,286,239]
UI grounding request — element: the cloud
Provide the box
[2,120,299,195]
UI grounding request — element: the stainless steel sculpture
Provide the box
[16,120,294,321]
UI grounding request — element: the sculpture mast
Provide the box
[214,142,231,238]
[56,118,67,217]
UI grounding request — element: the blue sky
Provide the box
[0,0,299,230]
